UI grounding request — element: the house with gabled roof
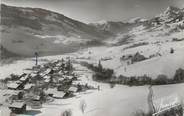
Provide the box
[8,101,26,114]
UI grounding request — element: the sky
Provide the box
[1,0,184,23]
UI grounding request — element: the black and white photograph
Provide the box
[0,0,184,116]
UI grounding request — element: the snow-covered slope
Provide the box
[74,6,184,79]
[0,56,184,116]
[0,4,111,57]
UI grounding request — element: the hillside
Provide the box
[0,4,112,57]
[74,6,184,78]
[1,4,184,78]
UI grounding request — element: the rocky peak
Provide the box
[164,6,181,15]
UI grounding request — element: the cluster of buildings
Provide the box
[0,58,93,115]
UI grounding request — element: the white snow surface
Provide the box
[0,58,184,116]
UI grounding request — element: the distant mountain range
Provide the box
[0,4,183,57]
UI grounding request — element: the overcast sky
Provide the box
[2,0,184,23]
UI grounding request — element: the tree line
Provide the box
[81,61,184,86]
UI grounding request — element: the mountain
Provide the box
[90,6,184,37]
[75,6,184,79]
[90,21,138,35]
[0,4,112,57]
[109,6,184,45]
[1,4,183,57]
[144,6,184,27]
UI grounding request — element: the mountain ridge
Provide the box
[0,4,112,57]
[0,4,183,57]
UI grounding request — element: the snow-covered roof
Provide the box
[24,84,34,90]
[56,63,62,67]
[53,67,59,70]
[8,101,25,108]
[32,95,41,100]
[7,83,19,89]
[20,74,29,81]
[39,72,46,77]
[30,73,37,77]
[66,76,73,79]
[0,90,19,101]
[44,69,51,74]
[45,88,57,94]
[53,91,65,98]
[44,78,50,82]
[58,71,64,75]
[45,88,65,98]
[43,75,50,79]
[68,86,78,92]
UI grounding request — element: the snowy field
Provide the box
[73,40,184,79]
[0,54,184,116]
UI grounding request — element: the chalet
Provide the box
[45,88,56,97]
[24,84,34,90]
[32,95,41,101]
[20,74,29,82]
[19,73,27,79]
[131,52,147,63]
[53,92,66,99]
[30,73,37,78]
[56,62,62,67]
[24,92,42,108]
[65,75,73,80]
[63,91,74,98]
[72,76,78,81]
[43,75,51,79]
[39,72,47,77]
[68,86,78,93]
[7,82,22,90]
[51,77,59,83]
[1,90,20,103]
[58,70,64,75]
[58,78,64,82]
[44,68,52,74]
[8,101,26,114]
[45,88,66,99]
[63,71,69,75]
[30,100,42,109]
[44,78,50,83]
[53,67,60,71]
[57,84,70,92]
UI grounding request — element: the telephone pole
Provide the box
[35,52,38,66]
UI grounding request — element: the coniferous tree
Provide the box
[98,60,103,72]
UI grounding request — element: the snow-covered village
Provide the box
[0,0,184,116]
